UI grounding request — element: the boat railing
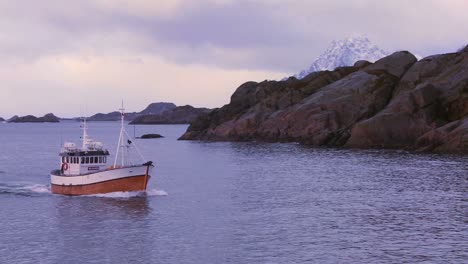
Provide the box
[51,162,153,177]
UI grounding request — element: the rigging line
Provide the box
[123,129,146,163]
[114,124,124,167]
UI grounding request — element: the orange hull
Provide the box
[51,175,151,196]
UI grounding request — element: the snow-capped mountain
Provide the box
[292,36,389,79]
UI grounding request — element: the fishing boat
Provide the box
[50,104,154,195]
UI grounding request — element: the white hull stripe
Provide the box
[51,165,151,186]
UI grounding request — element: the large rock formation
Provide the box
[180,48,468,153]
[8,113,60,123]
[130,105,211,124]
[0,117,4,122]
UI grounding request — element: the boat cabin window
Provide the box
[73,156,107,164]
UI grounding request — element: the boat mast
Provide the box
[112,101,147,168]
[81,117,88,149]
[114,101,126,167]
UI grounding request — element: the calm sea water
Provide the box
[0,121,466,264]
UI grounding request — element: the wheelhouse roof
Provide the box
[59,150,110,157]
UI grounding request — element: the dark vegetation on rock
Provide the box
[180,48,468,153]
[8,113,60,123]
[130,105,212,124]
[138,134,164,139]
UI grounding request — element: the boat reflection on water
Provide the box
[53,195,151,219]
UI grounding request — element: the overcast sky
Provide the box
[1,0,467,117]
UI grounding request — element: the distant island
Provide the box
[3,102,211,125]
[87,102,177,121]
[130,105,211,124]
[180,46,468,154]
[8,113,60,123]
[87,102,211,124]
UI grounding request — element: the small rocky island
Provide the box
[180,46,468,153]
[0,117,4,122]
[138,134,164,139]
[8,113,60,123]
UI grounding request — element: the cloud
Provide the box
[0,52,286,117]
[2,0,467,68]
[0,0,467,117]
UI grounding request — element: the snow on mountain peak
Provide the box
[292,36,389,79]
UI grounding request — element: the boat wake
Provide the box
[85,189,168,198]
[0,183,50,196]
[0,183,167,198]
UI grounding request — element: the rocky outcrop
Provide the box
[138,134,164,139]
[180,48,468,153]
[130,105,212,124]
[0,117,4,122]
[87,102,176,121]
[8,113,60,123]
